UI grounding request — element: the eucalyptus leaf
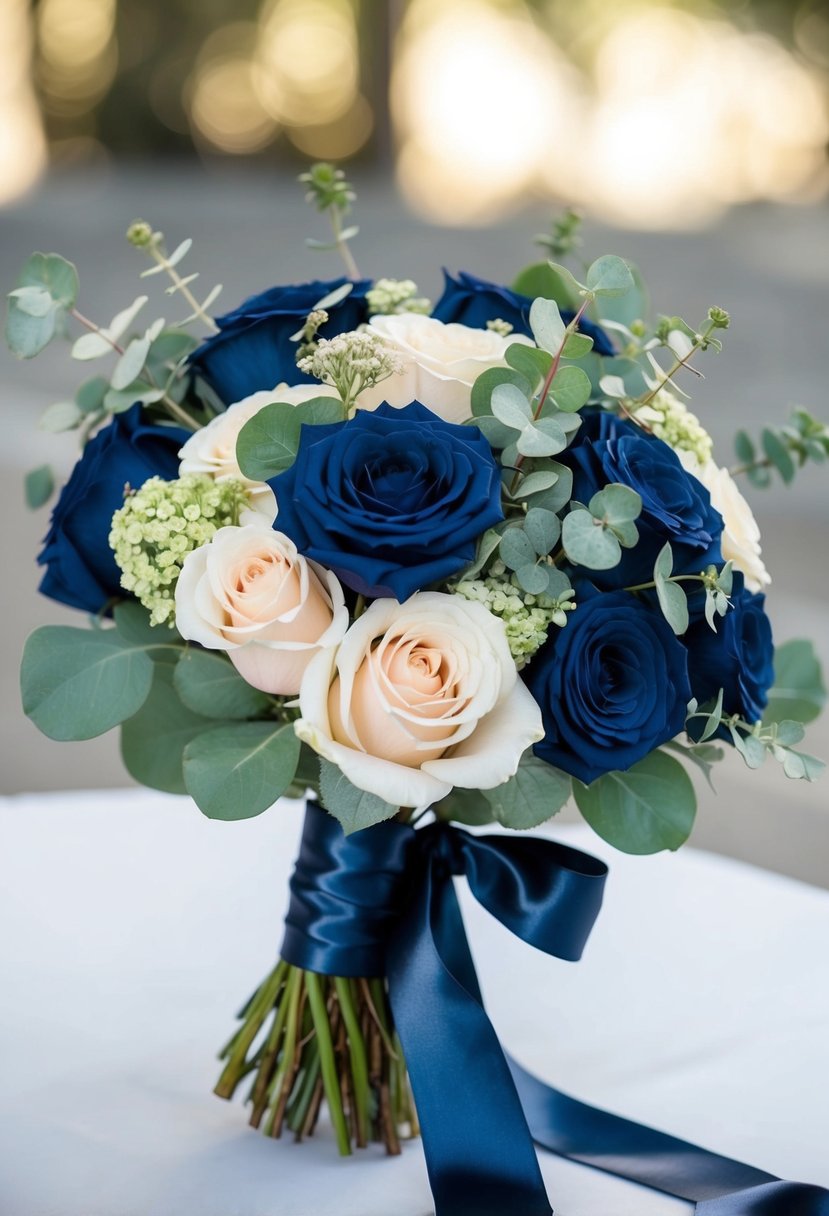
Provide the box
[764,639,826,725]
[548,364,591,413]
[24,464,54,509]
[656,577,689,636]
[111,335,151,391]
[516,415,567,457]
[22,626,154,741]
[183,720,301,819]
[561,509,621,569]
[574,751,696,854]
[585,255,635,299]
[318,758,397,834]
[39,400,82,433]
[434,787,496,827]
[174,650,272,719]
[524,507,560,556]
[514,563,549,594]
[588,484,642,525]
[18,251,79,308]
[491,382,533,429]
[236,397,343,482]
[457,526,505,582]
[773,720,806,747]
[500,527,536,571]
[543,261,586,302]
[504,343,551,385]
[511,261,580,308]
[121,662,212,793]
[470,367,530,418]
[514,469,559,498]
[761,427,795,484]
[484,754,572,829]
[75,376,109,413]
[528,463,573,513]
[474,415,518,450]
[529,297,566,355]
[6,297,58,358]
[730,727,767,770]
[8,285,54,317]
[71,332,114,360]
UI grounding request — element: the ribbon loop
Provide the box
[697,1182,829,1215]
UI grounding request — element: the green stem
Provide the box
[328,206,360,280]
[335,977,370,1146]
[636,317,718,407]
[624,573,706,594]
[263,966,303,1134]
[306,973,352,1156]
[214,960,286,1096]
[149,242,220,334]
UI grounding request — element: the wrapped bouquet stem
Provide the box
[11,164,829,1212]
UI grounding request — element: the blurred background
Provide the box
[1,0,827,883]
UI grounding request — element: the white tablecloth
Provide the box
[1,789,827,1216]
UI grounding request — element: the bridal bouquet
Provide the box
[10,165,828,1214]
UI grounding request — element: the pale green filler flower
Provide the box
[635,388,714,464]
[109,474,248,626]
[451,572,572,668]
[366,278,431,316]
[486,318,514,337]
[297,329,403,410]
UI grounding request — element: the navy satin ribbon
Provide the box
[280,801,829,1216]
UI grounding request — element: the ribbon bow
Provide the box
[281,802,829,1216]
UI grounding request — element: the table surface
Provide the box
[1,788,828,1216]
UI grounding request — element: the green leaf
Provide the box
[474,414,518,450]
[111,334,151,391]
[574,751,696,854]
[515,416,568,457]
[318,758,397,834]
[523,507,560,556]
[588,483,642,526]
[594,261,649,330]
[543,261,586,303]
[656,578,689,636]
[8,285,54,317]
[527,462,573,513]
[548,364,591,413]
[19,252,79,308]
[183,720,300,820]
[6,296,58,358]
[653,541,673,582]
[434,786,495,827]
[514,563,549,594]
[484,754,572,829]
[500,527,536,570]
[773,719,806,747]
[529,297,566,355]
[781,749,825,782]
[72,332,113,360]
[103,381,165,413]
[471,367,530,419]
[585,255,635,299]
[120,662,212,793]
[561,331,594,360]
[6,253,77,359]
[174,650,271,719]
[236,397,343,482]
[734,430,755,465]
[561,509,621,569]
[505,343,551,385]
[513,469,559,498]
[511,262,579,309]
[764,639,826,725]
[491,382,532,429]
[112,601,180,652]
[730,727,766,770]
[21,626,154,741]
[24,464,54,509]
[39,400,83,433]
[696,688,725,743]
[456,526,504,581]
[761,427,795,484]
[75,376,109,413]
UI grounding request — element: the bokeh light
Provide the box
[0,0,48,204]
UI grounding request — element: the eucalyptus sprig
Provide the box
[624,545,733,635]
[686,694,824,783]
[732,408,829,487]
[300,162,361,280]
[126,220,222,332]
[534,207,584,262]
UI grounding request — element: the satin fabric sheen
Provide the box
[280,802,829,1216]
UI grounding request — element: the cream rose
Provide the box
[356,314,534,424]
[296,592,544,810]
[678,451,771,592]
[175,519,348,695]
[178,383,338,517]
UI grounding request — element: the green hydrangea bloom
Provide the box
[108,474,248,626]
[635,388,713,464]
[451,572,573,668]
[366,278,431,316]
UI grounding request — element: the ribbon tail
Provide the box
[509,1057,829,1215]
[386,858,553,1216]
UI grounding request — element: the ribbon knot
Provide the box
[280,800,828,1216]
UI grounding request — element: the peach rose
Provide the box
[175,519,348,695]
[356,313,534,424]
[296,592,544,810]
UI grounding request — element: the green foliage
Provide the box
[24,464,54,509]
[6,253,78,358]
[733,409,829,488]
[533,208,584,261]
[483,754,572,829]
[574,751,696,854]
[434,786,496,827]
[511,262,577,310]
[236,396,345,482]
[653,543,689,636]
[183,721,301,820]
[529,298,566,355]
[121,661,212,793]
[22,624,156,741]
[585,255,635,299]
[561,484,640,570]
[764,639,826,726]
[174,650,272,719]
[547,364,591,413]
[318,759,397,834]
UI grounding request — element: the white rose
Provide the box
[357,314,534,424]
[296,592,544,810]
[178,383,339,517]
[175,519,348,695]
[678,451,771,592]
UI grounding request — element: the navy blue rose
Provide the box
[188,277,370,405]
[37,405,188,614]
[685,573,774,727]
[525,589,692,785]
[431,269,615,357]
[269,401,504,601]
[565,410,723,588]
